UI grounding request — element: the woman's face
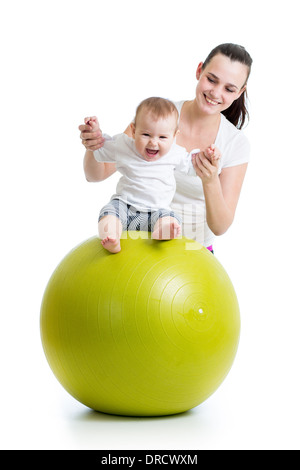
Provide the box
[195,53,249,115]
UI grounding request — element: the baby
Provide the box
[86,97,220,253]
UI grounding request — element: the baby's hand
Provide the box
[204,144,221,163]
[85,116,100,131]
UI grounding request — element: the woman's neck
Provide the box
[185,99,221,131]
[176,100,221,151]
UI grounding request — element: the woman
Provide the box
[79,43,253,251]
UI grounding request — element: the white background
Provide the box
[1,0,300,450]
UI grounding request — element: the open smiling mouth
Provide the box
[146,149,159,158]
[204,94,221,106]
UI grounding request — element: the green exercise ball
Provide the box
[40,232,240,417]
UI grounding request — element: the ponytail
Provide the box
[222,90,249,129]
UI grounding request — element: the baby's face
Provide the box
[131,111,177,162]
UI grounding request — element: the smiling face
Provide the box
[131,110,178,162]
[195,53,249,116]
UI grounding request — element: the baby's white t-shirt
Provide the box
[93,133,196,211]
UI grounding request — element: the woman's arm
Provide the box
[204,164,248,235]
[193,154,248,235]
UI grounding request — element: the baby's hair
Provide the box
[134,97,179,129]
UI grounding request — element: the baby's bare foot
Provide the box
[152,221,181,240]
[101,236,121,253]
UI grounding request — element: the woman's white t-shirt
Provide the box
[171,101,250,247]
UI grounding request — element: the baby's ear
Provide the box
[130,122,136,138]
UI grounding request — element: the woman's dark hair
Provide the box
[203,43,253,129]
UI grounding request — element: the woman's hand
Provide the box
[79,116,105,151]
[192,145,221,184]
